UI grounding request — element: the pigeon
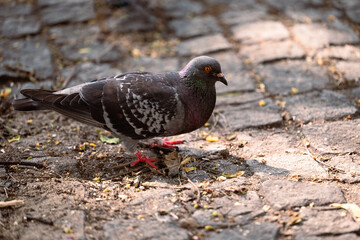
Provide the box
[13,56,227,169]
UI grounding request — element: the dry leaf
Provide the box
[258,100,266,106]
[206,136,219,142]
[183,167,196,172]
[78,48,91,54]
[164,151,181,176]
[291,87,299,94]
[330,203,360,218]
[180,157,192,167]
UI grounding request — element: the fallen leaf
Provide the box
[291,87,298,94]
[78,48,91,54]
[204,225,214,231]
[180,156,192,167]
[164,151,181,176]
[258,100,266,106]
[206,136,219,142]
[0,88,11,99]
[183,167,196,172]
[222,171,245,178]
[8,135,20,143]
[330,203,360,218]
[226,132,238,141]
[100,135,120,144]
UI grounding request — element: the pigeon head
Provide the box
[180,56,227,93]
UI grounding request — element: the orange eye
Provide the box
[204,66,211,72]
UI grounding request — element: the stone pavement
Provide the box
[0,0,360,239]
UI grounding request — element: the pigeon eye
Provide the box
[204,66,211,72]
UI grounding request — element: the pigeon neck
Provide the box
[180,78,216,132]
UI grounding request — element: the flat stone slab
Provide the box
[49,24,102,45]
[0,3,33,17]
[295,234,360,240]
[1,16,41,38]
[260,180,345,210]
[335,61,360,82]
[163,0,204,18]
[218,98,283,130]
[232,21,289,44]
[0,38,53,80]
[302,119,360,154]
[346,8,360,24]
[105,12,157,33]
[221,7,269,26]
[259,61,329,95]
[265,0,325,11]
[169,16,221,38]
[285,90,358,123]
[325,155,360,183]
[209,51,255,93]
[60,42,120,63]
[332,0,360,24]
[236,130,327,177]
[240,40,305,64]
[103,219,189,240]
[124,56,179,72]
[216,92,264,107]
[38,0,95,25]
[208,222,280,240]
[60,62,121,88]
[175,34,232,56]
[285,8,341,23]
[293,208,360,236]
[315,45,360,61]
[291,23,359,50]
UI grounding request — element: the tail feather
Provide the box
[13,88,105,128]
[13,98,47,111]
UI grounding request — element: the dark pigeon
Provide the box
[13,56,228,169]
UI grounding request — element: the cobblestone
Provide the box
[285,90,358,123]
[38,0,95,25]
[240,40,305,64]
[259,61,329,95]
[175,34,232,56]
[218,99,283,130]
[232,21,289,44]
[1,16,41,38]
[260,180,345,210]
[293,208,360,236]
[335,61,360,82]
[170,16,221,39]
[291,23,359,51]
[0,38,53,80]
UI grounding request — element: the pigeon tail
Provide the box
[13,98,47,111]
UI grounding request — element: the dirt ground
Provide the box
[1,0,360,239]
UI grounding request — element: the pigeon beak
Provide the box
[216,73,228,86]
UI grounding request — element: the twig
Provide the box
[0,161,46,168]
[25,215,53,225]
[0,200,24,208]
[303,140,345,173]
[186,177,200,204]
[61,66,76,89]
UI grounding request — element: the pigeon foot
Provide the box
[130,151,158,169]
[151,137,184,149]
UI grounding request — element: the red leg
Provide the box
[130,151,158,169]
[151,137,184,149]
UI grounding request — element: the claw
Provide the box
[130,151,158,169]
